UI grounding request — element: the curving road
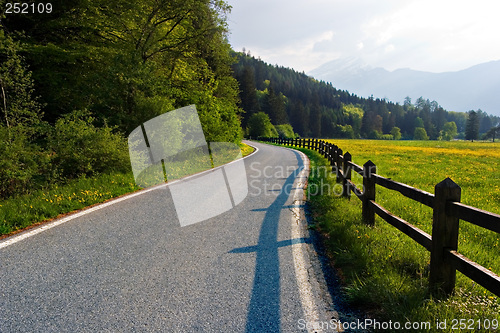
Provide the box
[0,141,341,332]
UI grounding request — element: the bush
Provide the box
[0,126,51,198]
[379,134,394,140]
[247,112,278,138]
[391,127,402,140]
[275,124,296,138]
[368,130,382,139]
[413,127,429,140]
[440,122,458,141]
[48,110,130,179]
[334,124,355,139]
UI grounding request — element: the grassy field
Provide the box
[0,142,254,238]
[302,139,500,332]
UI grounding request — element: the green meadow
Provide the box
[303,139,500,332]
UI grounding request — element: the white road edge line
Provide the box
[290,148,326,333]
[0,142,260,250]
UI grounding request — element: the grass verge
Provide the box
[0,142,254,238]
[299,146,499,332]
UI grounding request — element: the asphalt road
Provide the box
[0,141,340,332]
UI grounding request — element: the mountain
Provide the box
[309,58,500,116]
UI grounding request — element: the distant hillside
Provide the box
[232,53,500,140]
[309,58,500,117]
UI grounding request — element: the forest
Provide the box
[232,52,500,141]
[0,0,242,199]
[1,0,499,202]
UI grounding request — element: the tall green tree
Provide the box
[239,66,260,126]
[263,86,287,125]
[0,32,43,136]
[465,110,480,141]
[309,94,321,137]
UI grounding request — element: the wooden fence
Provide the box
[259,137,500,297]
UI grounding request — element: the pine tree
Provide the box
[465,110,480,141]
[308,94,321,137]
[239,66,259,126]
[264,86,287,125]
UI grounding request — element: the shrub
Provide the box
[379,134,394,140]
[441,122,458,141]
[247,112,278,138]
[391,127,402,140]
[334,124,355,139]
[413,127,429,140]
[368,130,382,139]
[275,124,296,138]
[0,126,50,198]
[48,110,130,179]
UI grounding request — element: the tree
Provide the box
[414,117,425,129]
[0,32,43,136]
[3,0,242,141]
[414,127,429,140]
[247,112,277,138]
[361,111,382,137]
[390,127,402,140]
[239,66,260,126]
[308,94,321,137]
[263,86,287,125]
[289,100,308,137]
[441,121,457,141]
[465,110,480,141]
[483,126,500,142]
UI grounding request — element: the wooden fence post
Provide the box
[343,152,352,198]
[430,178,461,296]
[336,148,343,183]
[362,160,376,226]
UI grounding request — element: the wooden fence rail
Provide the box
[258,137,500,297]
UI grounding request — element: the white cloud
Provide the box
[226,0,500,73]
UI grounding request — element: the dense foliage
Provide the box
[233,53,500,140]
[0,0,242,199]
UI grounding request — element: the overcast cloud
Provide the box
[225,0,500,73]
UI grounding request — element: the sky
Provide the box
[225,0,500,74]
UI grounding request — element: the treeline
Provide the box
[0,0,242,199]
[233,53,500,140]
